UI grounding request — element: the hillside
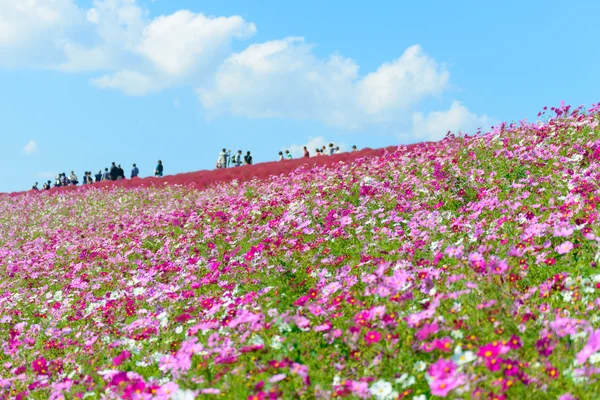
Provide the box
[1,102,600,399]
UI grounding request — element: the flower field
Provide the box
[2,103,600,400]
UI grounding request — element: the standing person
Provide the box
[217,149,227,169]
[285,150,292,160]
[234,151,242,167]
[103,168,110,181]
[117,165,125,180]
[61,173,68,186]
[278,151,284,161]
[244,151,253,165]
[352,145,358,152]
[69,171,79,185]
[303,146,310,158]
[131,164,139,178]
[328,143,335,156]
[110,162,119,181]
[321,145,327,155]
[46,180,51,190]
[225,149,231,167]
[155,160,164,177]
[315,148,321,156]
[95,170,103,182]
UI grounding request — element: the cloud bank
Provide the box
[0,0,493,137]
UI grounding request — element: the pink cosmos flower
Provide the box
[269,373,286,383]
[555,241,573,254]
[429,375,463,397]
[554,225,574,237]
[558,394,577,400]
[428,359,456,380]
[416,322,439,341]
[576,329,600,365]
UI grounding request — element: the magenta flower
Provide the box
[477,343,500,359]
[364,330,381,344]
[113,350,132,366]
[31,358,48,376]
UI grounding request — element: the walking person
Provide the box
[155,160,164,177]
[234,151,242,167]
[217,149,227,169]
[109,162,119,181]
[69,171,79,185]
[116,165,125,180]
[244,151,253,165]
[131,163,139,178]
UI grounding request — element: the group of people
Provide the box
[32,142,360,190]
[32,160,164,191]
[216,150,253,169]
[278,143,357,160]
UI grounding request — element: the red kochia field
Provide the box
[2,103,600,400]
[18,145,425,195]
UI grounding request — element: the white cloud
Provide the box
[55,41,112,72]
[91,69,164,96]
[136,11,256,76]
[0,0,495,139]
[22,140,38,155]
[0,0,81,48]
[285,136,347,159]
[411,101,495,141]
[199,41,449,128]
[86,8,99,24]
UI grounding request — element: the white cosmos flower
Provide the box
[589,353,600,364]
[452,346,477,366]
[171,389,197,400]
[414,361,427,372]
[369,380,393,399]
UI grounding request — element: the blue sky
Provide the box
[1,0,599,192]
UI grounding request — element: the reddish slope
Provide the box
[13,142,434,195]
